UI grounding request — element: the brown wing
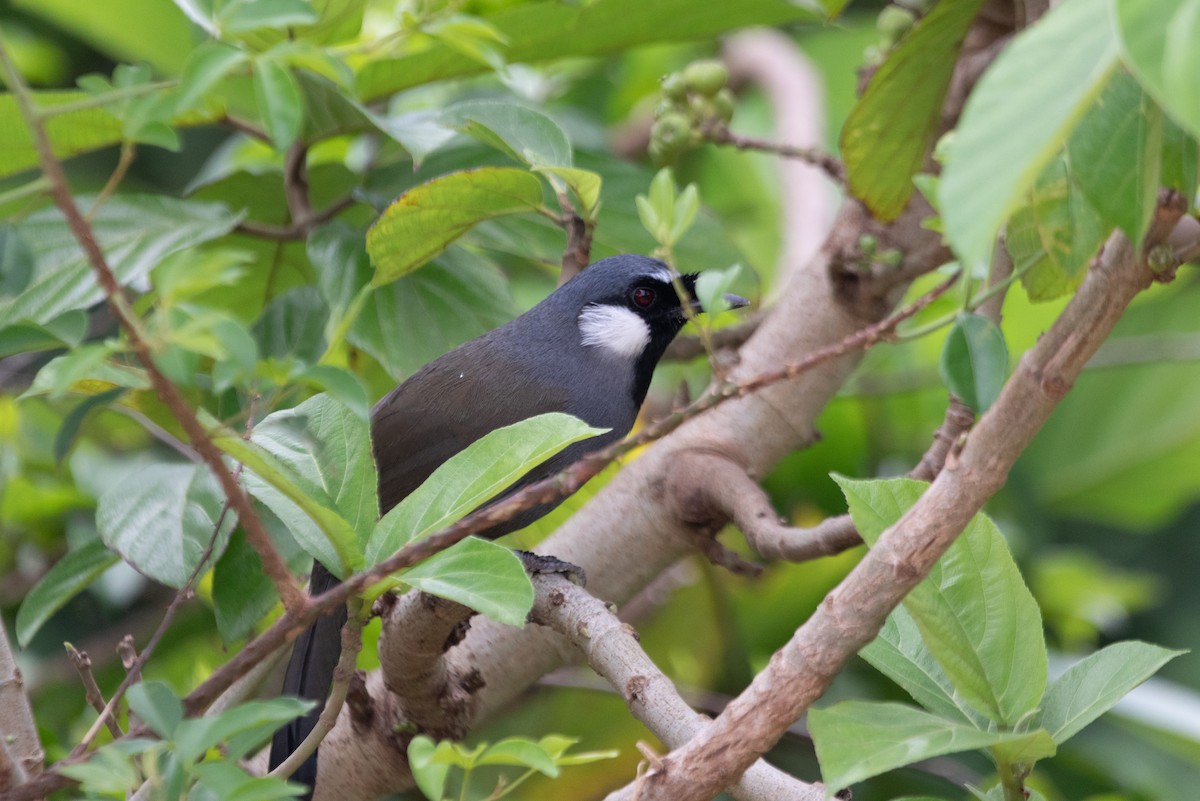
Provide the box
[371,338,571,515]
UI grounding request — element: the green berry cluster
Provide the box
[649,60,735,165]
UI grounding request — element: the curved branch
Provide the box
[624,222,1171,801]
[529,575,825,801]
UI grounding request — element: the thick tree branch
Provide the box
[623,223,1176,801]
[378,592,479,737]
[0,619,42,789]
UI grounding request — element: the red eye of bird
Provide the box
[631,287,656,308]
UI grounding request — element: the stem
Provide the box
[0,177,50,207]
[320,283,374,364]
[37,80,177,119]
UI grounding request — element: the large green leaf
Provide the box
[366,413,606,566]
[1005,154,1108,302]
[1041,642,1183,743]
[127,681,184,738]
[14,0,195,75]
[1066,71,1162,249]
[15,539,118,647]
[810,701,1055,792]
[355,0,841,100]
[223,394,374,575]
[95,461,237,588]
[366,167,544,285]
[174,697,313,763]
[1115,0,1200,140]
[841,0,984,220]
[1019,286,1200,529]
[442,101,572,169]
[353,249,517,380]
[939,0,1121,271]
[401,537,533,626]
[860,605,975,723]
[835,476,1047,726]
[0,195,240,328]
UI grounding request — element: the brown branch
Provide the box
[624,225,1165,801]
[378,592,478,737]
[705,125,843,184]
[556,189,594,285]
[663,311,763,361]
[0,619,43,789]
[529,574,824,801]
[65,646,123,740]
[0,43,305,615]
[235,195,357,241]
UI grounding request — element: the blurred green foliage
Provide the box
[1,0,1199,799]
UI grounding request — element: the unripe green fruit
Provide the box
[682,60,728,96]
[660,73,687,101]
[653,112,692,147]
[713,88,735,122]
[877,5,915,39]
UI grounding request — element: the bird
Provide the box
[268,253,747,797]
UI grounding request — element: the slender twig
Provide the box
[235,195,357,241]
[86,142,136,221]
[663,311,763,361]
[38,81,177,119]
[555,189,593,285]
[0,177,50,208]
[268,602,364,780]
[0,40,305,615]
[705,124,844,183]
[65,646,123,740]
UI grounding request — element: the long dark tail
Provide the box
[268,561,347,798]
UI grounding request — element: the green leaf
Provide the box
[1066,71,1162,249]
[938,313,1008,413]
[15,539,118,647]
[213,516,308,644]
[223,394,372,575]
[442,101,572,168]
[407,736,450,801]
[127,681,183,738]
[175,698,313,763]
[25,343,113,400]
[0,314,88,360]
[0,222,34,296]
[1041,641,1184,743]
[841,0,985,220]
[810,701,1055,792]
[253,58,304,150]
[860,605,974,723]
[95,461,236,588]
[401,538,534,627]
[834,476,1047,726]
[177,40,248,115]
[366,167,544,285]
[13,0,195,75]
[694,263,743,317]
[988,728,1058,765]
[355,0,835,100]
[939,0,1121,271]
[1115,0,1200,139]
[476,736,559,775]
[366,413,606,566]
[1161,116,1200,201]
[1005,154,1108,302]
[58,742,141,794]
[219,0,317,33]
[0,195,240,328]
[193,760,307,801]
[54,387,126,462]
[352,249,518,379]
[535,166,602,215]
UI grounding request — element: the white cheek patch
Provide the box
[578,304,651,359]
